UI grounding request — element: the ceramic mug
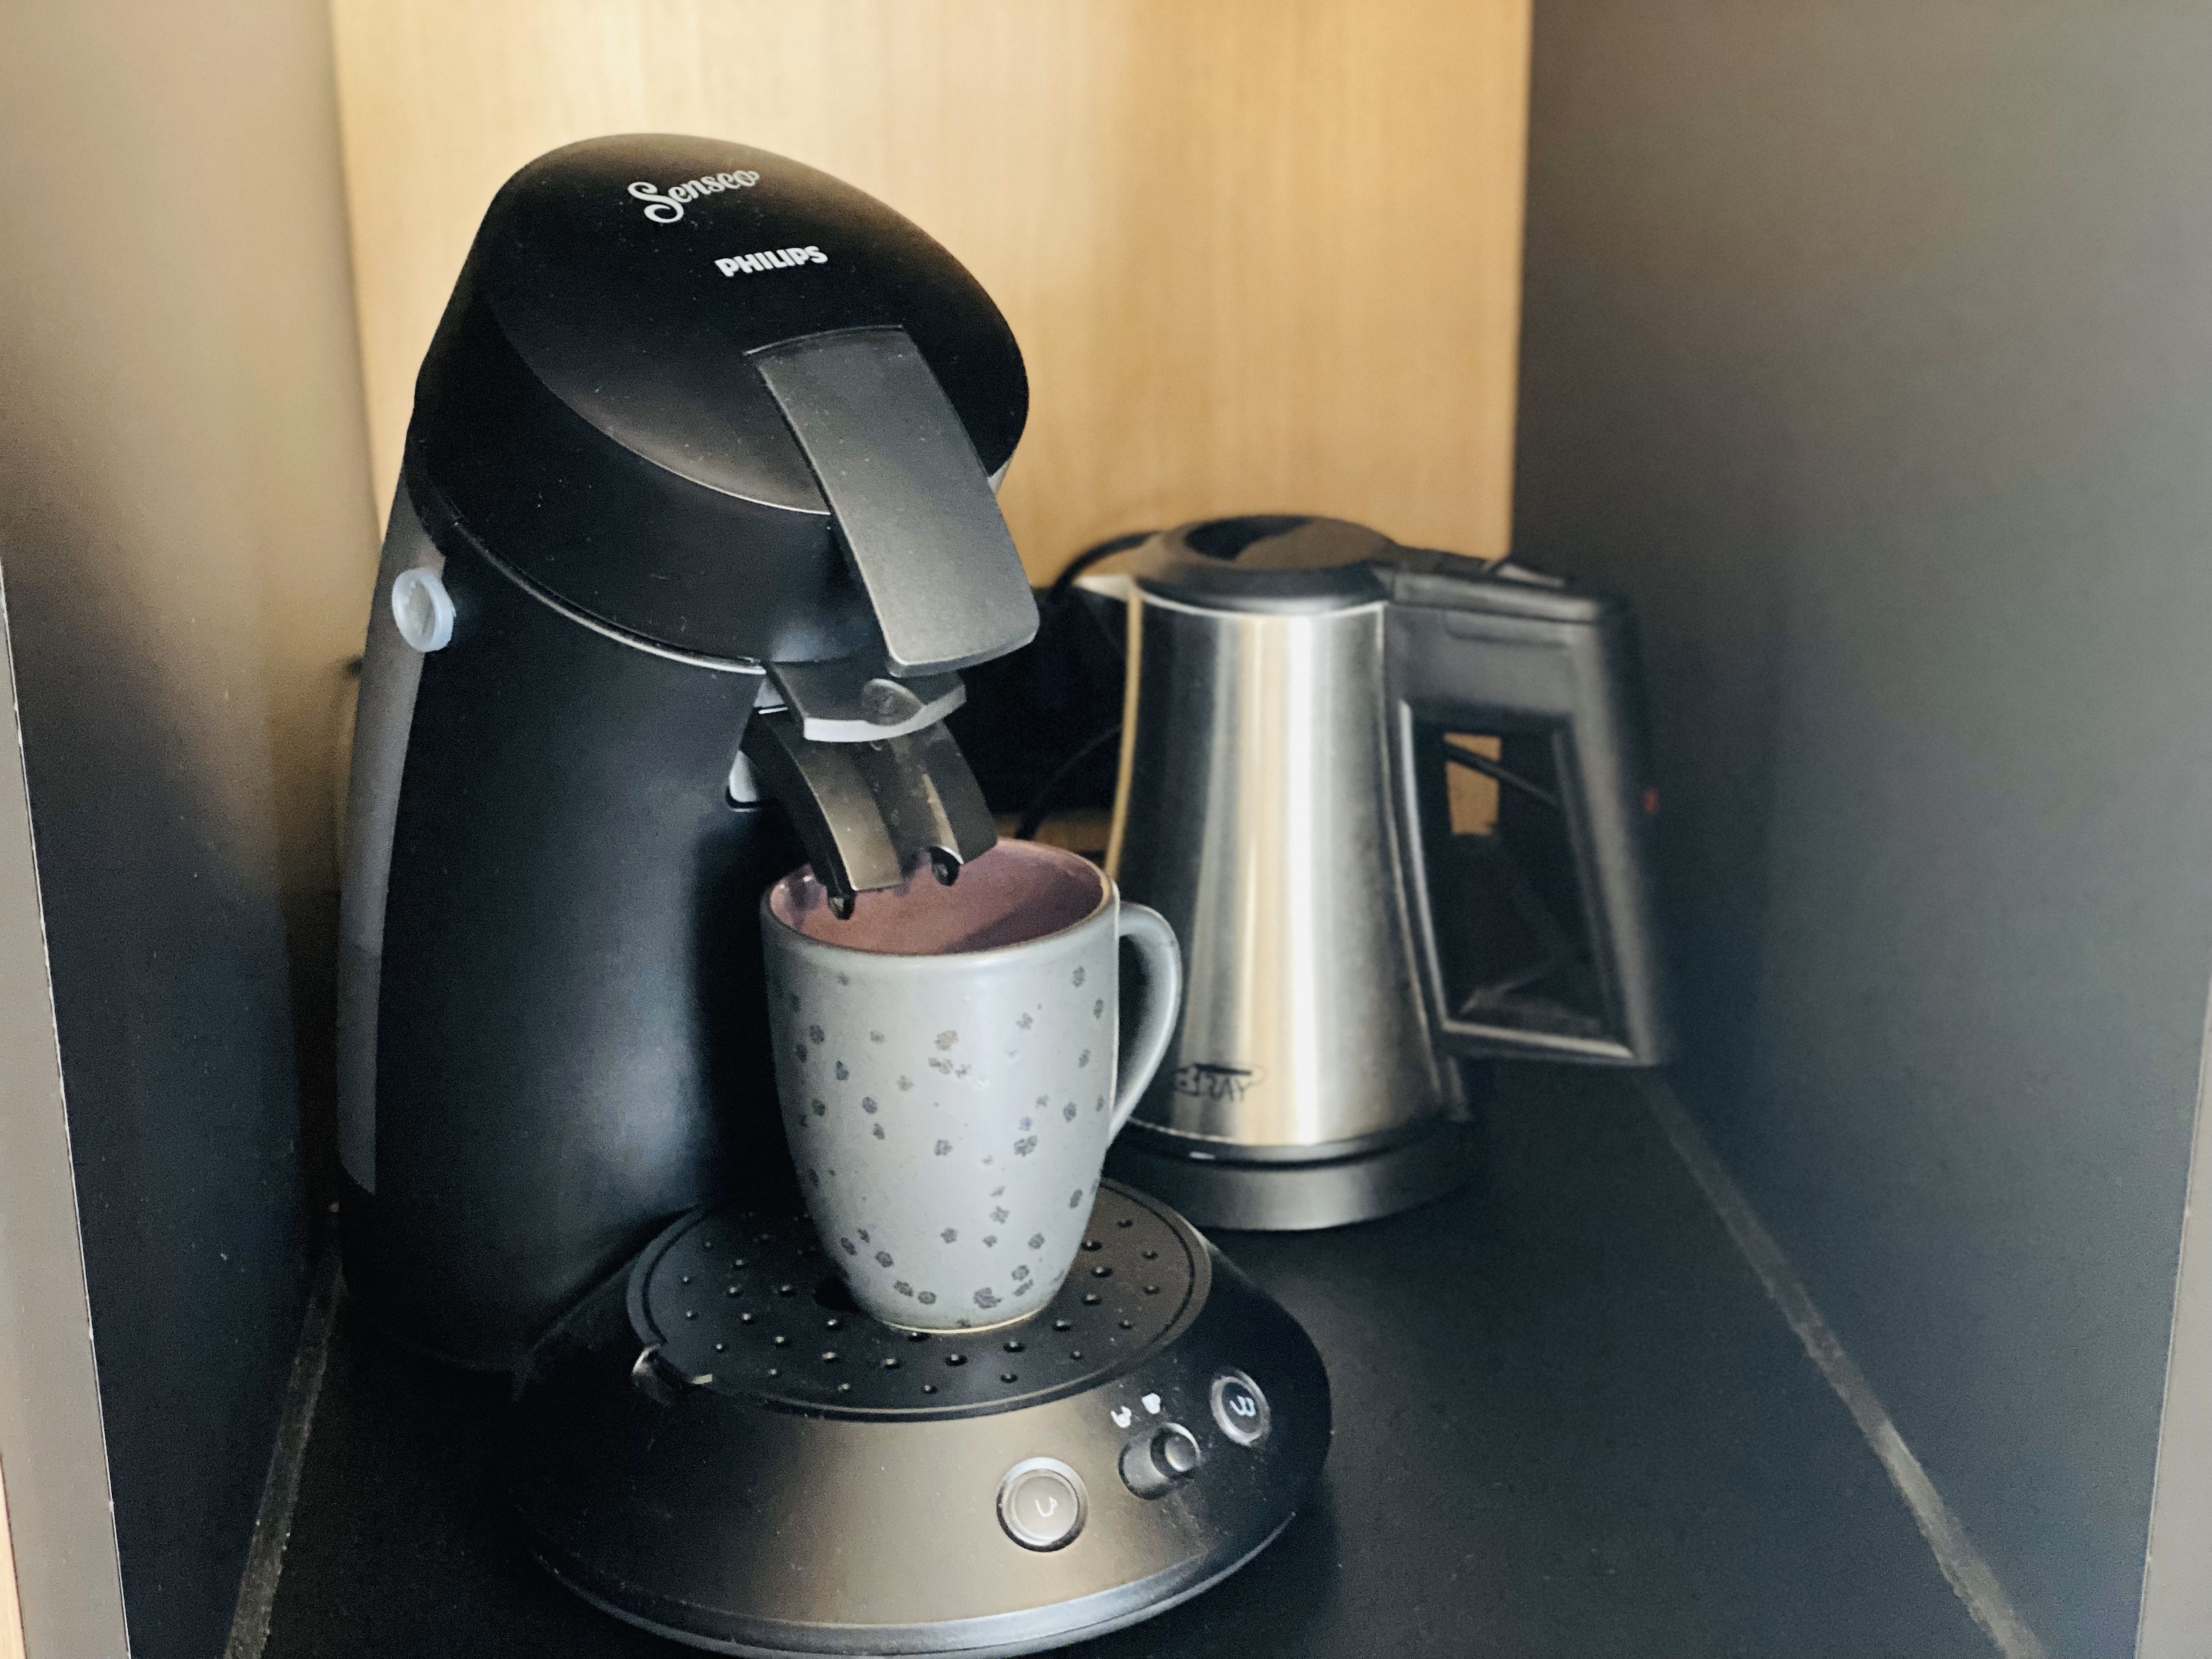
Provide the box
[761,840,1181,1331]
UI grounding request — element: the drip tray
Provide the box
[634,1186,1200,1416]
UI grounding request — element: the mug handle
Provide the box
[1109,901,1183,1138]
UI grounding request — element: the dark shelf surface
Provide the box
[262,1066,1994,1658]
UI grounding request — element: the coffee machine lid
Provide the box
[1124,516,1511,614]
[405,134,1030,664]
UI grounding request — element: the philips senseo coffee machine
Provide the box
[337,134,1033,1370]
[338,136,1329,1656]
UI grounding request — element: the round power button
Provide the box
[997,1458,1086,1550]
[1210,1369,1271,1447]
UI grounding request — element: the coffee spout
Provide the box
[739,703,996,918]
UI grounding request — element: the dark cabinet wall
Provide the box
[0,1,379,1654]
[1513,7,2212,1653]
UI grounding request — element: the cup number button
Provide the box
[1211,1369,1270,1447]
[997,1458,1086,1550]
[1120,1422,1203,1497]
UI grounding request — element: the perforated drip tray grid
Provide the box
[633,1182,1205,1418]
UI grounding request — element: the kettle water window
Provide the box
[1414,720,1611,1042]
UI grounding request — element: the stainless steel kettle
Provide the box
[1087,516,1672,1230]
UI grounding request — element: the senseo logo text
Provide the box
[627,171,760,223]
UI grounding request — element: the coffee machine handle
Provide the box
[1383,566,1673,1065]
[754,327,1038,679]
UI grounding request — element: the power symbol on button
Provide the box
[997,1458,1086,1550]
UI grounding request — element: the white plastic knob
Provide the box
[391,567,455,652]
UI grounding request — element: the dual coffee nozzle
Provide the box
[738,658,997,920]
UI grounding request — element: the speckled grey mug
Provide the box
[761,841,1181,1331]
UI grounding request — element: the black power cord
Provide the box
[1013,721,1125,841]
[1443,745,1562,811]
[1006,529,1154,840]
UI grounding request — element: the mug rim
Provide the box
[760,840,1111,963]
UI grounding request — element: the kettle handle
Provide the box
[1383,573,1673,1065]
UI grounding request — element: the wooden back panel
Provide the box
[330,0,1531,575]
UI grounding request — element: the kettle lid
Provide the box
[1123,516,1495,613]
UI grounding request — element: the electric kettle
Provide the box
[1089,515,1673,1229]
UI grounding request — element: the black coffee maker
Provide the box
[337,136,1329,1657]
[337,133,1040,1370]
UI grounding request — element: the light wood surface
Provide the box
[0,1457,22,1659]
[1444,732,1503,835]
[330,0,1531,575]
